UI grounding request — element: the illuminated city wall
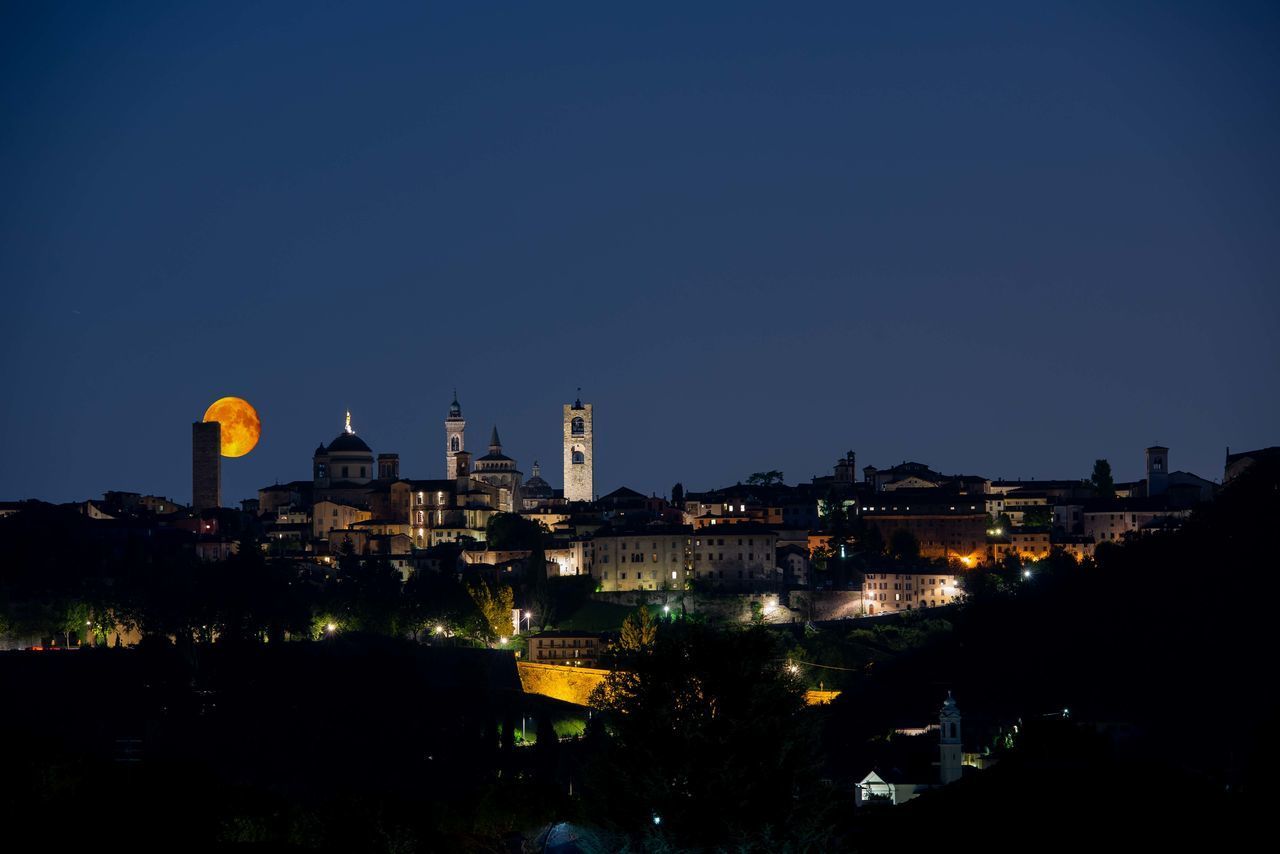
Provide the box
[517,661,609,706]
[517,661,841,707]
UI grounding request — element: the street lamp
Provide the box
[326,622,337,634]
[522,610,532,632]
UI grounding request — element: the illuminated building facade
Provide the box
[593,524,692,592]
[862,568,962,614]
[860,491,986,562]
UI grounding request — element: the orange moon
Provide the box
[202,397,261,458]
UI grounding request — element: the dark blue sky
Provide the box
[3,1,1277,505]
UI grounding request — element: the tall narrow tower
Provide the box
[939,692,963,784]
[563,393,593,502]
[192,421,221,512]
[445,391,465,479]
[1146,445,1169,497]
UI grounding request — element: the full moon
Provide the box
[202,396,261,458]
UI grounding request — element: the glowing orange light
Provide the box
[202,396,261,457]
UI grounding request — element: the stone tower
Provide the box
[834,451,857,485]
[192,421,221,512]
[939,692,963,784]
[1146,445,1169,497]
[378,453,399,480]
[563,393,593,502]
[445,391,465,480]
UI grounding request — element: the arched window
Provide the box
[450,436,459,452]
[571,416,585,436]
[572,450,585,465]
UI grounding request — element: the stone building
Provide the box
[313,412,377,490]
[472,426,522,513]
[520,461,559,510]
[563,396,593,502]
[192,421,221,512]
[313,499,372,541]
[860,491,987,563]
[546,536,593,577]
[444,392,465,479]
[1082,499,1191,543]
[692,523,778,588]
[527,631,604,667]
[862,568,962,614]
[593,523,692,592]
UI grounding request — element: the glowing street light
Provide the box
[499,636,509,645]
[1022,569,1032,579]
[326,622,337,633]
[434,624,444,635]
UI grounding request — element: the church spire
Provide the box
[489,425,502,452]
[344,410,354,434]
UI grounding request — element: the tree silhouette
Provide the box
[1091,459,1115,499]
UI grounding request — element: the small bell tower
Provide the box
[939,692,963,784]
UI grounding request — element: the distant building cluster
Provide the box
[2,399,1259,626]
[223,391,1242,615]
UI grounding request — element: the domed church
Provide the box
[471,425,523,512]
[313,411,375,488]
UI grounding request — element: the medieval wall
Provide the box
[516,661,609,706]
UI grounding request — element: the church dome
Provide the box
[327,432,372,453]
[524,461,552,497]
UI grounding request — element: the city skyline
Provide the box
[0,387,1261,506]
[1,4,1274,847]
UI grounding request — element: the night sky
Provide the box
[3,1,1277,505]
